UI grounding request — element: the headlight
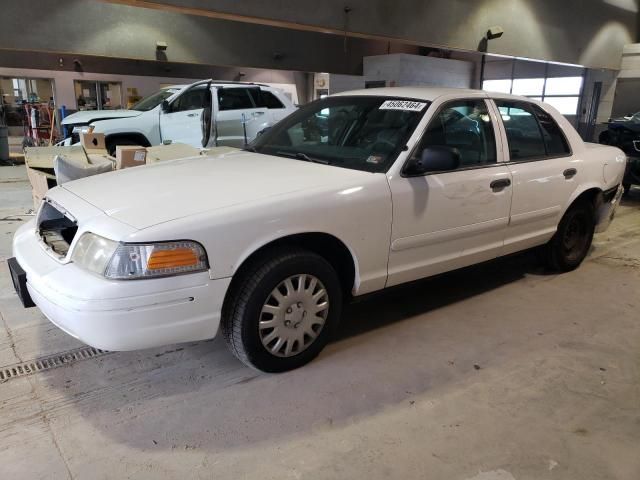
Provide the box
[71,125,92,135]
[71,233,208,280]
[71,233,118,275]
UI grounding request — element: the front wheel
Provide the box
[105,137,141,157]
[541,201,595,272]
[221,248,343,372]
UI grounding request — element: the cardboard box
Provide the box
[80,132,107,153]
[116,145,147,169]
[24,146,88,210]
[26,164,56,210]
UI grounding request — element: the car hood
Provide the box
[61,151,374,229]
[61,109,142,126]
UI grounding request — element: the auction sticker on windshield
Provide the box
[379,100,427,111]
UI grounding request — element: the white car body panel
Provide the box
[12,87,626,352]
[61,109,142,126]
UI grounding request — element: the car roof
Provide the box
[333,86,533,103]
[164,81,274,90]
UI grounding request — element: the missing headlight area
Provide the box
[38,201,78,257]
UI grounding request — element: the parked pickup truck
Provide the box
[10,87,626,372]
[61,80,297,154]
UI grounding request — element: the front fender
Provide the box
[91,111,161,145]
[231,229,362,293]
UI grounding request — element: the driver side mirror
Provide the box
[404,146,461,176]
[161,100,170,113]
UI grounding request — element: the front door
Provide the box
[215,87,269,147]
[386,98,513,287]
[492,100,578,255]
[159,84,209,147]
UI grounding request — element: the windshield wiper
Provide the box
[243,146,257,152]
[276,151,330,165]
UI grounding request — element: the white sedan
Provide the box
[10,87,626,372]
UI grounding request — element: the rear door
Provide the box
[159,84,208,147]
[386,97,513,287]
[215,87,268,147]
[253,88,293,125]
[492,99,578,254]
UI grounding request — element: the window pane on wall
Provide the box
[512,78,544,96]
[543,96,580,115]
[31,79,54,104]
[74,81,98,110]
[544,76,583,95]
[482,79,512,94]
[99,82,122,109]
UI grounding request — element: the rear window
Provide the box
[496,101,546,160]
[532,105,571,156]
[261,91,285,109]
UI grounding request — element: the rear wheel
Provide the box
[221,248,343,372]
[542,201,595,272]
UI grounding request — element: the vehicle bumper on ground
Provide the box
[595,184,624,234]
[11,220,231,351]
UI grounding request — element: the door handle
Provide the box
[563,168,577,179]
[252,111,266,117]
[187,113,199,118]
[490,178,511,191]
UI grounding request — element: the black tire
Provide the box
[542,200,595,272]
[598,131,610,145]
[221,247,343,373]
[105,137,140,157]
[622,183,632,195]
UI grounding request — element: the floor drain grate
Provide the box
[0,346,111,382]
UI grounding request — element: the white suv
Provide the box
[61,80,297,154]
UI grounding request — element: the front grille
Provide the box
[37,200,78,257]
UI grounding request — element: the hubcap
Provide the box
[259,274,329,358]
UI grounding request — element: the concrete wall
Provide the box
[328,74,365,95]
[0,0,420,76]
[611,43,640,116]
[107,0,639,69]
[579,68,619,141]
[364,54,474,89]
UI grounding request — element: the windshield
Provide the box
[131,88,181,111]
[251,96,429,172]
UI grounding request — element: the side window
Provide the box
[260,90,285,109]
[170,86,207,113]
[532,105,571,156]
[218,88,254,111]
[413,99,497,168]
[495,101,546,160]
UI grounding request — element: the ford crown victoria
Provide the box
[10,87,626,372]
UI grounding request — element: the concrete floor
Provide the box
[0,164,639,480]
